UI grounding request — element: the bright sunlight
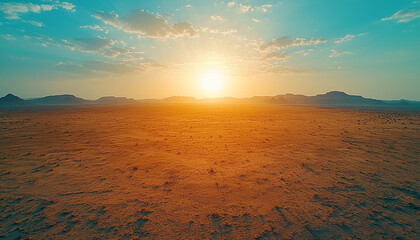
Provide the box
[198,69,224,95]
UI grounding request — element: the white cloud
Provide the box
[23,20,43,27]
[92,11,120,28]
[80,25,104,31]
[239,4,252,13]
[0,3,35,19]
[40,4,53,11]
[382,8,420,22]
[252,18,260,23]
[335,33,365,43]
[1,34,16,40]
[172,22,197,36]
[211,15,223,21]
[61,39,75,50]
[60,2,75,11]
[93,9,197,39]
[260,36,327,51]
[29,34,134,59]
[256,4,272,12]
[27,3,41,13]
[329,49,351,58]
[185,4,191,8]
[229,3,272,14]
[105,47,130,58]
[0,1,75,19]
[295,49,313,56]
[29,34,54,45]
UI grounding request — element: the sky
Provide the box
[0,0,419,100]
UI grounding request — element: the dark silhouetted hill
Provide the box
[311,91,385,105]
[95,96,137,105]
[0,94,30,108]
[1,92,419,109]
[27,94,89,105]
[269,91,386,106]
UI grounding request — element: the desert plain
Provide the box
[0,103,419,239]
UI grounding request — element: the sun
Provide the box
[198,69,224,94]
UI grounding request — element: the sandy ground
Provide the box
[0,104,419,239]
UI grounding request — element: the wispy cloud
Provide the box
[92,9,197,39]
[105,47,131,58]
[382,8,420,23]
[210,15,223,21]
[1,34,16,40]
[239,4,252,13]
[256,4,272,13]
[55,60,144,75]
[261,52,290,61]
[335,33,366,43]
[27,34,136,59]
[69,37,136,59]
[260,36,327,51]
[60,2,76,11]
[0,1,75,19]
[80,25,104,31]
[73,37,114,51]
[232,3,273,13]
[55,58,167,77]
[23,20,43,27]
[295,49,313,56]
[329,49,351,58]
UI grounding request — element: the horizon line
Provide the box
[2,91,420,102]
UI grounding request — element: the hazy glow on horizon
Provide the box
[0,0,419,100]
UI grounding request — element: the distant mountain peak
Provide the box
[0,93,29,107]
[325,91,348,96]
[27,94,88,105]
[48,94,77,98]
[98,96,132,100]
[2,93,25,102]
[95,96,137,104]
[4,93,23,99]
[2,91,418,109]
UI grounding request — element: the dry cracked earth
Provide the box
[0,104,419,239]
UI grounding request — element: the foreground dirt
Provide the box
[0,104,419,239]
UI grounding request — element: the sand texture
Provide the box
[0,104,419,239]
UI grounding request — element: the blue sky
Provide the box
[0,0,419,100]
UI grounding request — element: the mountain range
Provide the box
[0,91,419,109]
[0,94,31,108]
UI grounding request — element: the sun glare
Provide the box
[199,69,224,95]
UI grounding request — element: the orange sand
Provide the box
[0,104,419,239]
